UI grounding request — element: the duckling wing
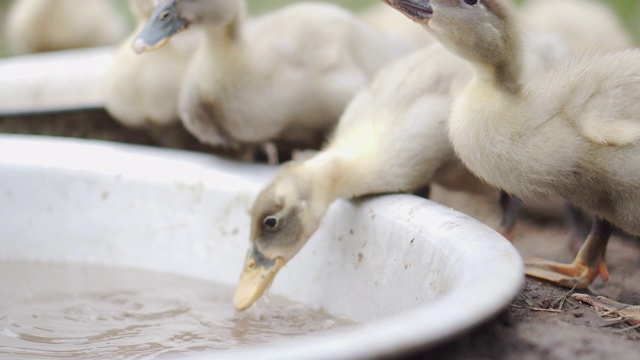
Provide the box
[579,118,640,147]
[545,50,640,147]
[325,45,471,195]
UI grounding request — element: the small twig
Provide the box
[573,293,640,332]
[553,285,577,311]
[613,323,640,334]
[601,304,632,317]
[530,307,562,313]
[600,318,630,328]
[520,289,539,308]
[563,298,576,307]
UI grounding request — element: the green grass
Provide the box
[607,0,640,41]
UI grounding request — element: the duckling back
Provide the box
[5,0,128,55]
[178,2,413,152]
[254,3,412,128]
[321,43,480,197]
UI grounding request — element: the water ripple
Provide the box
[0,262,354,359]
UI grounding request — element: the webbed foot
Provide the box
[525,216,612,289]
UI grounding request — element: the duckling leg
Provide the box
[525,216,612,289]
[497,191,524,242]
[564,203,591,253]
[412,183,431,199]
[262,142,280,165]
[246,143,281,164]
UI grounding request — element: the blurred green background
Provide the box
[0,0,638,57]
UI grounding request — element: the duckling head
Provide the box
[132,0,241,54]
[382,0,520,72]
[234,163,333,311]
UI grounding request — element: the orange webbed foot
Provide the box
[524,257,609,289]
[524,216,613,289]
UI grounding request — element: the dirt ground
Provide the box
[1,111,639,359]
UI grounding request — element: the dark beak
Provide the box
[132,0,188,54]
[381,0,434,22]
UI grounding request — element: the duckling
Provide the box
[383,0,640,290]
[5,0,128,55]
[520,0,634,250]
[232,29,567,310]
[132,0,411,162]
[104,0,202,130]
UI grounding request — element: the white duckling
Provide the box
[5,0,128,55]
[520,0,634,249]
[383,0,640,290]
[131,0,411,162]
[104,0,202,130]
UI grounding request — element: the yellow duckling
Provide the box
[131,0,412,161]
[520,0,634,249]
[383,0,640,291]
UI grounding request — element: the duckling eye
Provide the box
[160,11,170,20]
[463,0,478,5]
[263,216,279,231]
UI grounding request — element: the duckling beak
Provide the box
[132,0,188,54]
[233,245,285,311]
[382,0,433,22]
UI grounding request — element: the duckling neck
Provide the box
[197,17,248,80]
[203,16,243,52]
[443,7,524,95]
[470,40,522,95]
[474,59,522,95]
[305,154,350,209]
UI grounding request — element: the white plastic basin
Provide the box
[0,135,523,359]
[0,48,113,114]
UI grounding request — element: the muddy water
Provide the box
[0,261,353,359]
